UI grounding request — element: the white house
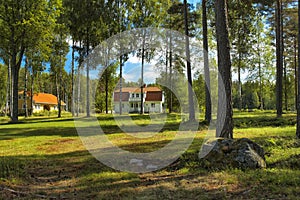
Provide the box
[18,91,66,114]
[113,86,164,113]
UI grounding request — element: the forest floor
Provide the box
[0,111,300,199]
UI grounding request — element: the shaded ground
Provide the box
[0,112,300,199]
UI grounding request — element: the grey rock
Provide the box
[199,138,266,169]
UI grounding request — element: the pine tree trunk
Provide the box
[168,33,173,113]
[11,53,19,122]
[203,0,212,122]
[58,56,62,118]
[6,58,11,117]
[276,0,283,117]
[215,0,233,139]
[105,69,109,114]
[294,37,298,111]
[140,31,146,115]
[283,57,288,111]
[296,0,300,139]
[169,55,173,113]
[119,55,123,115]
[237,55,242,110]
[71,40,75,116]
[24,58,29,117]
[86,30,90,117]
[30,70,34,116]
[184,0,195,121]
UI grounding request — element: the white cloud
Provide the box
[127,55,141,64]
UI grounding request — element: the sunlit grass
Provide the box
[0,111,300,199]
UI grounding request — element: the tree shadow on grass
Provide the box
[234,115,296,128]
[2,137,291,199]
[268,154,300,169]
[3,117,75,125]
[0,127,78,139]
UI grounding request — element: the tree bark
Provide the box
[215,0,233,139]
[283,56,288,111]
[30,68,34,116]
[58,55,62,118]
[71,40,75,116]
[169,50,173,114]
[184,0,195,121]
[6,58,11,117]
[11,56,19,122]
[11,45,25,122]
[237,53,242,110]
[24,58,29,117]
[294,37,298,111]
[119,55,123,115]
[140,38,145,115]
[203,0,212,122]
[105,69,109,114]
[86,29,90,117]
[296,0,300,139]
[276,0,283,117]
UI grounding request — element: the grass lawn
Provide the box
[0,111,300,199]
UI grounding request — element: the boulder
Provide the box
[199,138,266,169]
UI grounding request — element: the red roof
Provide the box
[114,87,162,93]
[33,93,66,105]
[145,91,163,101]
[19,91,65,105]
[113,92,130,101]
[113,87,163,102]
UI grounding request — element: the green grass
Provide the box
[0,111,300,199]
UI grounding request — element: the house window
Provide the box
[35,104,40,110]
[131,103,134,108]
[136,93,139,98]
[22,104,26,109]
[135,103,138,108]
[151,103,155,108]
[122,104,124,108]
[18,95,22,100]
[132,94,134,98]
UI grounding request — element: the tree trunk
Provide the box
[58,56,62,118]
[105,69,109,114]
[237,54,242,110]
[30,69,34,116]
[215,0,233,139]
[169,55,173,113]
[24,58,29,117]
[71,40,75,116]
[276,0,283,117]
[86,30,90,117]
[283,56,288,111]
[119,55,123,115]
[258,55,263,110]
[296,0,300,139]
[140,30,146,115]
[203,0,212,122]
[257,25,263,110]
[11,58,19,122]
[169,33,173,113]
[184,0,195,121]
[294,37,298,111]
[6,58,11,117]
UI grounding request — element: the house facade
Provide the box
[113,87,164,113]
[18,92,66,114]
